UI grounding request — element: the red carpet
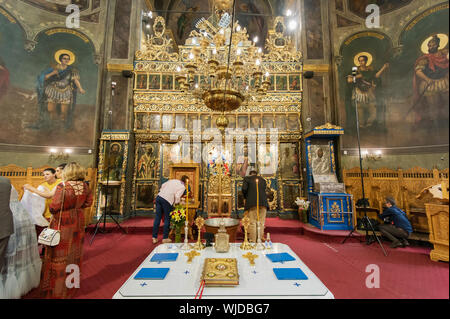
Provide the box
[24,217,448,299]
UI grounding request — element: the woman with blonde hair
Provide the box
[39,162,93,299]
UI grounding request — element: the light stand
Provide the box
[90,82,126,245]
[342,68,387,257]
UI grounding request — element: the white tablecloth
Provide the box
[113,243,334,299]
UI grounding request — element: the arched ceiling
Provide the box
[149,0,299,46]
[348,0,413,18]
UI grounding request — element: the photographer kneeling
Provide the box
[378,196,413,248]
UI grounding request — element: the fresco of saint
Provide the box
[34,51,86,130]
[412,34,449,127]
[346,53,389,129]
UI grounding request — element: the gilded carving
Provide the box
[136,17,179,62]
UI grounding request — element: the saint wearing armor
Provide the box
[34,52,85,130]
[413,34,449,126]
[347,54,389,129]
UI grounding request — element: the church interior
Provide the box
[0,0,448,302]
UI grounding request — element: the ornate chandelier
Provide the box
[137,1,302,133]
[175,1,271,118]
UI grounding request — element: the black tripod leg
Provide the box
[364,216,388,256]
[108,213,127,234]
[89,214,104,245]
[342,225,363,244]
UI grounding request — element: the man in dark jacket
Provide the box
[242,170,269,242]
[0,177,14,272]
[378,196,413,248]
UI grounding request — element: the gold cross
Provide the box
[185,250,200,263]
[242,252,258,266]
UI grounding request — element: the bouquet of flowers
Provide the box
[295,197,310,223]
[295,197,310,210]
[170,204,186,242]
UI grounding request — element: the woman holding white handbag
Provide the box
[38,162,93,299]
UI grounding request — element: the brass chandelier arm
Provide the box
[222,0,237,115]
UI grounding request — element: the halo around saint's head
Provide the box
[110,142,122,152]
[354,52,373,67]
[54,49,76,65]
[421,34,448,54]
[144,144,154,152]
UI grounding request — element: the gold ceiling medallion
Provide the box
[136,16,179,62]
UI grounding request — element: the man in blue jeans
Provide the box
[152,175,189,244]
[378,196,413,248]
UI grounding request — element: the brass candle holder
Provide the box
[192,216,205,250]
[180,179,192,251]
[240,215,254,250]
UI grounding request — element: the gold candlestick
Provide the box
[192,216,205,250]
[240,215,254,250]
[256,178,259,222]
[186,179,189,221]
[180,179,192,250]
[254,177,265,250]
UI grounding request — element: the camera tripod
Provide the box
[342,204,387,257]
[341,69,387,256]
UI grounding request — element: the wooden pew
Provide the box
[343,167,449,239]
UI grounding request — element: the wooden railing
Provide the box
[0,164,98,226]
[343,167,449,234]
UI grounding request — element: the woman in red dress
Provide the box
[39,162,93,299]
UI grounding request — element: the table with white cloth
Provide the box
[113,243,334,299]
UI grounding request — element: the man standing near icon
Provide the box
[152,175,189,244]
[242,170,269,243]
